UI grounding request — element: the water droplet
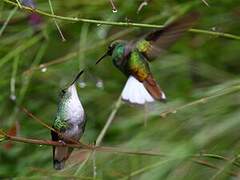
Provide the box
[112,8,117,13]
[211,27,216,31]
[96,79,104,89]
[41,67,47,72]
[40,64,47,72]
[39,145,43,147]
[10,94,16,101]
[79,80,86,88]
[172,110,177,114]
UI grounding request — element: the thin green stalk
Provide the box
[74,96,122,176]
[109,0,117,12]
[193,159,238,177]
[78,23,89,87]
[10,55,19,101]
[120,159,171,180]
[18,42,48,105]
[92,152,97,179]
[96,96,122,145]
[48,0,66,41]
[0,1,5,19]
[210,158,236,180]
[15,0,22,8]
[0,6,17,36]
[23,13,172,73]
[3,0,240,40]
[2,129,240,172]
[29,167,93,180]
[201,0,209,7]
[23,28,132,74]
[0,34,43,69]
[160,84,240,118]
[73,153,92,175]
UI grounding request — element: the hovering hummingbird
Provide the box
[51,70,86,170]
[96,12,199,105]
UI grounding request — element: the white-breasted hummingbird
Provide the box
[51,70,86,170]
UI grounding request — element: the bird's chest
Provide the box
[57,98,85,141]
[65,99,84,138]
[112,57,129,75]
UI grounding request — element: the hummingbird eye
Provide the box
[61,89,66,94]
[108,45,113,50]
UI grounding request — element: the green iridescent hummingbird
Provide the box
[51,70,86,170]
[96,12,199,105]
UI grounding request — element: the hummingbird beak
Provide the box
[95,50,111,65]
[60,70,84,94]
[70,70,85,86]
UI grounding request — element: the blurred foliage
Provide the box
[0,0,240,179]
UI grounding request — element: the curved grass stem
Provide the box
[3,0,240,40]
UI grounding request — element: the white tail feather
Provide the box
[121,76,154,105]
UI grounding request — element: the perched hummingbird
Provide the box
[51,70,86,170]
[96,12,199,105]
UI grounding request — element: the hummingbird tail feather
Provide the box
[53,145,72,170]
[143,75,166,102]
[121,76,154,105]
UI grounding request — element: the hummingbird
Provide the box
[51,70,86,170]
[96,12,199,105]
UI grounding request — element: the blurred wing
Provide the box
[136,12,200,61]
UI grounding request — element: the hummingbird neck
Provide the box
[112,43,129,75]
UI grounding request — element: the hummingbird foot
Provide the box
[58,140,66,146]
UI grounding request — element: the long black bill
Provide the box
[95,51,110,65]
[69,70,85,86]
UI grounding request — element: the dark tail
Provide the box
[51,130,72,170]
[53,158,65,170]
[53,146,74,170]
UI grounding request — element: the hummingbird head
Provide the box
[95,40,125,65]
[59,86,71,99]
[60,70,84,98]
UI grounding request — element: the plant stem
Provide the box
[3,0,240,40]
[47,0,66,41]
[201,0,209,7]
[74,96,122,176]
[109,0,117,12]
[15,0,22,8]
[160,84,240,118]
[96,96,122,146]
[0,34,43,68]
[0,6,17,36]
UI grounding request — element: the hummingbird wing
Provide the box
[127,50,166,101]
[136,12,199,61]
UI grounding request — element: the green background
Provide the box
[0,0,240,179]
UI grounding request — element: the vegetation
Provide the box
[0,0,240,179]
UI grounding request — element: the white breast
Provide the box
[64,84,85,139]
[66,84,84,123]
